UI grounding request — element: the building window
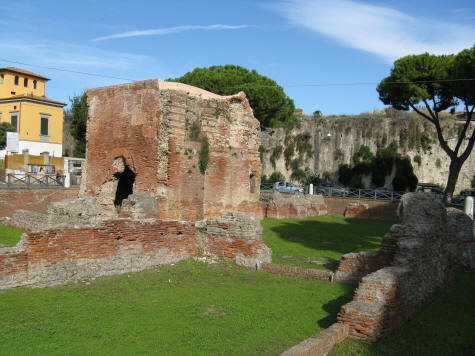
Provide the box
[14,76,19,85]
[10,113,18,131]
[24,78,28,87]
[1,75,3,84]
[40,115,49,136]
[33,80,37,89]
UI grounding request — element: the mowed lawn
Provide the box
[0,223,25,246]
[330,272,475,356]
[262,215,394,269]
[0,260,355,355]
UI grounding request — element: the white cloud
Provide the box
[270,0,475,61]
[1,40,152,71]
[92,24,250,41]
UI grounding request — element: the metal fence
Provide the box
[317,187,403,201]
[4,173,65,188]
[260,183,403,201]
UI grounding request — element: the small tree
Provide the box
[268,171,286,184]
[0,122,16,150]
[377,46,475,201]
[69,92,87,158]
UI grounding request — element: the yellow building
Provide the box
[0,67,65,157]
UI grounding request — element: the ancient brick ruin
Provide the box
[0,80,271,289]
[337,193,475,341]
[81,80,262,220]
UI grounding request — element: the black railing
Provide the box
[5,173,65,187]
[260,183,403,201]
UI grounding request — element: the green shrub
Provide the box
[340,142,417,191]
[189,120,201,141]
[436,158,442,168]
[268,171,285,184]
[198,137,209,174]
[338,164,352,186]
[290,169,306,183]
[270,145,283,169]
[294,132,313,160]
[334,149,344,161]
[284,143,295,169]
[303,172,322,185]
[258,145,267,163]
[353,145,374,165]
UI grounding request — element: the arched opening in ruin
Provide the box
[114,165,136,207]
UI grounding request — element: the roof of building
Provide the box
[0,93,65,107]
[0,67,51,81]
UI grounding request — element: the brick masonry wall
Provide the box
[334,251,393,284]
[337,194,475,341]
[325,197,398,220]
[0,219,198,289]
[281,323,349,356]
[82,80,262,220]
[0,188,79,218]
[261,192,328,219]
[1,211,271,289]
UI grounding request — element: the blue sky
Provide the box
[1,0,474,115]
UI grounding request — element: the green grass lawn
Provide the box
[0,223,25,246]
[262,215,394,269]
[0,259,355,355]
[330,272,475,356]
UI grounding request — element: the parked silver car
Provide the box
[272,181,304,194]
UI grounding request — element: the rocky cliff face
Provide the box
[261,113,474,193]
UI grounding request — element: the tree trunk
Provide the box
[445,159,463,203]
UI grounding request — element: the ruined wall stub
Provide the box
[81,79,262,220]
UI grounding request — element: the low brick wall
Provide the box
[325,197,398,220]
[0,188,79,218]
[261,262,332,281]
[261,192,328,219]
[0,219,198,289]
[334,251,393,284]
[1,208,271,289]
[337,194,475,341]
[281,323,349,356]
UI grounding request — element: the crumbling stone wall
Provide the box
[82,80,262,220]
[337,193,475,341]
[1,201,269,289]
[0,218,198,289]
[198,212,271,268]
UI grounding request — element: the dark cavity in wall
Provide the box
[250,172,257,193]
[114,165,136,207]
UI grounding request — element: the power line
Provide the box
[1,57,474,87]
[0,58,135,81]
